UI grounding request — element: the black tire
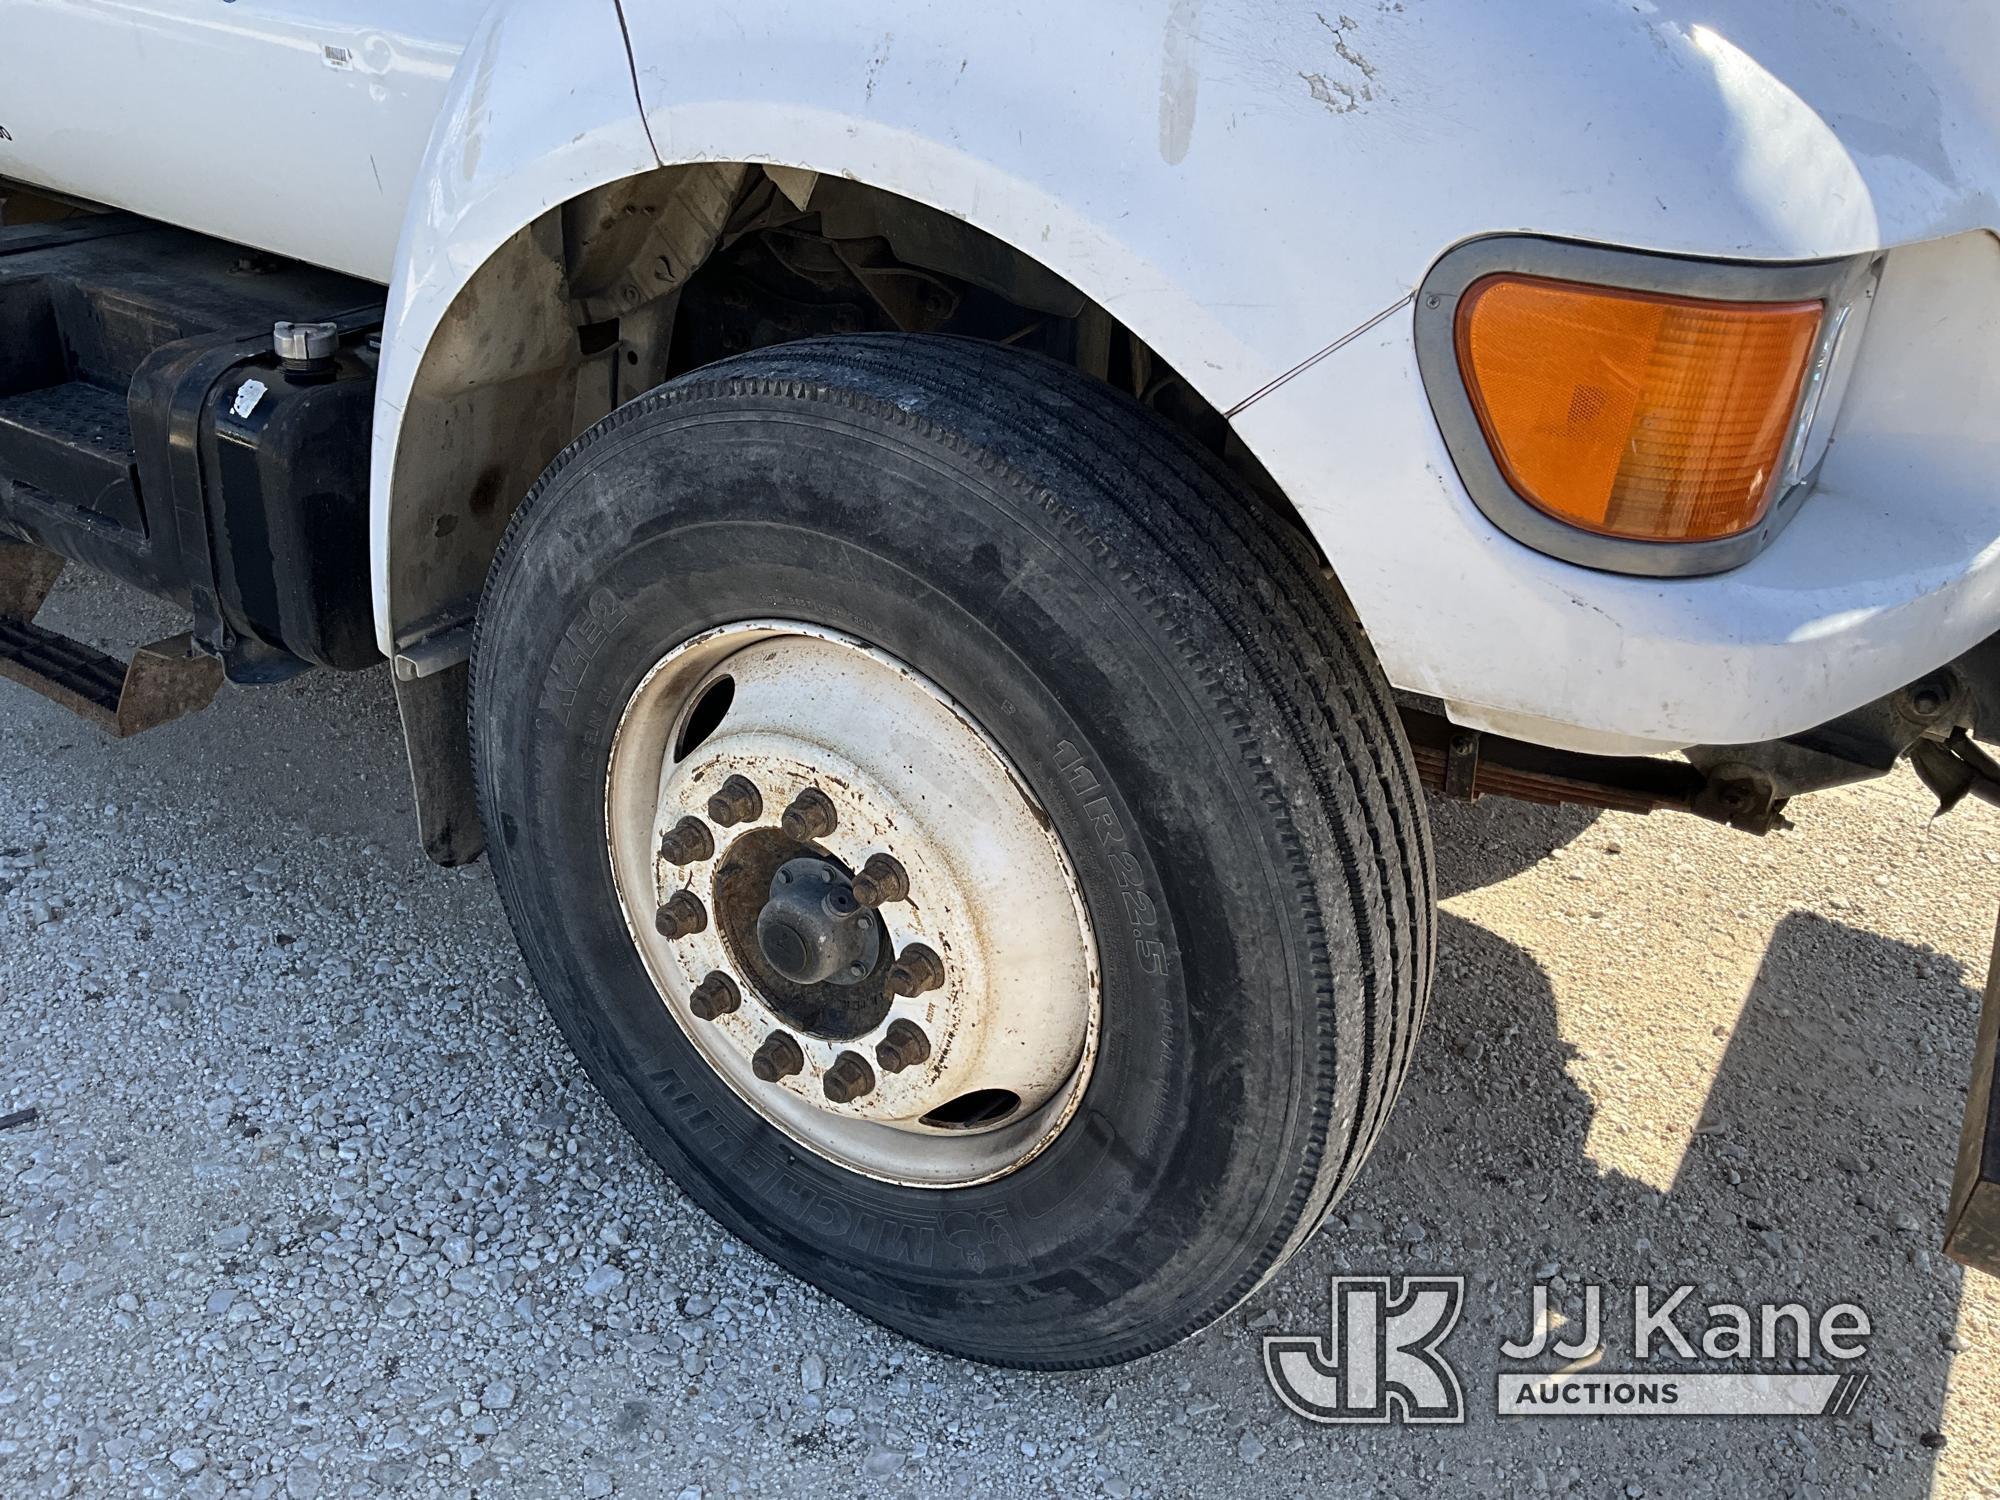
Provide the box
[471,334,1434,1367]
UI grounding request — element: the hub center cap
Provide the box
[756,857,881,986]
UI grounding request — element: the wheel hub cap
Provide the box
[755,857,880,987]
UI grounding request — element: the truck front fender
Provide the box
[618,0,1998,411]
[369,0,655,664]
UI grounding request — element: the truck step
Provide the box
[0,382,141,528]
[0,543,221,737]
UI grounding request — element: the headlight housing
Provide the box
[1417,237,1879,576]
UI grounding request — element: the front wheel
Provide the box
[471,335,1434,1367]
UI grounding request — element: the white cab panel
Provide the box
[0,0,486,279]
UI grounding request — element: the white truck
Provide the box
[2,0,1998,1365]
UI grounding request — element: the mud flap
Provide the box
[1945,911,2000,1277]
[392,662,485,868]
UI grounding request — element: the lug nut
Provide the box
[658,815,715,866]
[707,775,763,827]
[851,853,910,908]
[653,890,708,940]
[688,971,741,1021]
[886,942,946,997]
[781,786,838,841]
[750,1030,805,1083]
[822,1050,876,1104]
[874,1018,932,1074]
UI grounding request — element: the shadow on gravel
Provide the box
[1682,911,1973,1481]
[1268,896,1975,1494]
[1428,792,1600,900]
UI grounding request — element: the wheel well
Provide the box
[384,164,1309,666]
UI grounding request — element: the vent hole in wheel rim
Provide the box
[921,1089,1022,1130]
[673,676,735,762]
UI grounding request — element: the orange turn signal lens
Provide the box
[1454,275,1823,543]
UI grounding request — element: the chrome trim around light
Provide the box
[1414,236,1882,578]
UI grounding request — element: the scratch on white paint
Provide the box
[1158,0,1201,166]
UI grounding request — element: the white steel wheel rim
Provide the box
[605,621,1100,1188]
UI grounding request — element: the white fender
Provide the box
[368,0,657,659]
[617,0,1999,415]
[368,0,2000,752]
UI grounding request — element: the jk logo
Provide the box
[1263,1276,1467,1425]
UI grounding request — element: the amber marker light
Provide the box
[1453,274,1824,543]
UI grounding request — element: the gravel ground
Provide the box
[1,577,1996,1499]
